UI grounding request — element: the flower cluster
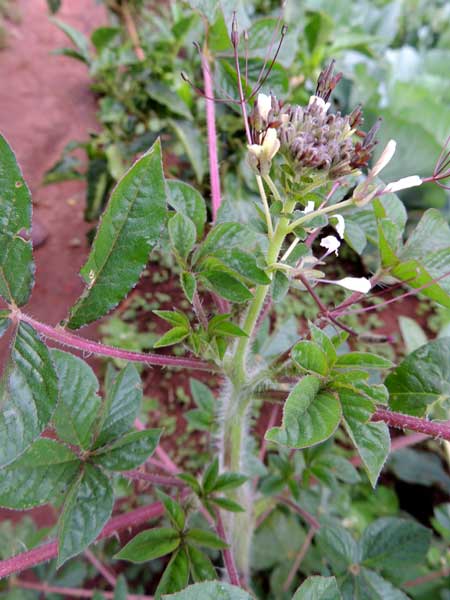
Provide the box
[248,62,380,180]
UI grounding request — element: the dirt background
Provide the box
[0,0,106,365]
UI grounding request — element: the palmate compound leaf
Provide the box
[0,134,34,307]
[265,375,342,449]
[67,139,167,329]
[0,322,58,468]
[385,337,450,417]
[91,429,162,471]
[58,463,114,567]
[0,438,80,509]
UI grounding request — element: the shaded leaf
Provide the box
[293,576,341,600]
[167,180,206,237]
[156,548,190,599]
[163,581,252,599]
[201,270,253,303]
[187,546,216,582]
[156,490,185,531]
[169,213,197,262]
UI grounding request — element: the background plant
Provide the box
[0,2,450,600]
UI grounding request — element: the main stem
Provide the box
[219,195,295,581]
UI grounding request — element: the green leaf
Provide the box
[156,490,185,531]
[316,524,360,573]
[0,316,11,339]
[187,546,216,582]
[154,310,190,327]
[0,134,34,306]
[292,576,341,600]
[211,497,244,512]
[344,420,390,487]
[309,323,337,366]
[361,517,431,570]
[115,527,180,563]
[146,81,191,120]
[292,341,329,376]
[153,327,189,348]
[201,270,253,303]
[91,429,161,471]
[352,568,410,600]
[400,209,450,262]
[0,322,58,467]
[95,364,142,447]
[169,120,205,184]
[190,379,215,413]
[91,27,120,52]
[181,272,196,303]
[167,180,206,237]
[58,464,114,566]
[0,438,80,509]
[156,548,190,599]
[338,387,375,425]
[385,337,450,416]
[68,140,167,329]
[51,19,90,63]
[169,213,197,262]
[186,528,228,549]
[113,575,127,600]
[208,315,248,338]
[193,222,251,265]
[334,352,393,370]
[266,376,341,449]
[202,458,219,493]
[398,316,428,354]
[212,248,270,285]
[51,350,101,450]
[212,472,248,493]
[162,581,253,599]
[177,473,201,495]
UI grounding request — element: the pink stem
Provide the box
[124,470,184,488]
[201,47,221,221]
[215,509,241,587]
[15,580,152,599]
[84,549,116,587]
[373,408,450,441]
[0,502,164,580]
[276,496,320,530]
[404,565,450,588]
[283,526,316,592]
[18,312,215,372]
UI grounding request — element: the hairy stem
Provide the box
[201,45,222,221]
[215,508,241,587]
[0,502,164,580]
[373,408,450,441]
[16,312,215,372]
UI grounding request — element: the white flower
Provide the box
[257,93,272,122]
[320,235,341,256]
[384,175,423,194]
[304,200,315,214]
[331,214,345,239]
[371,139,396,177]
[334,277,371,293]
[308,95,330,114]
[247,128,280,176]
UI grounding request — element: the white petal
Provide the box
[331,214,345,239]
[371,140,396,177]
[247,143,263,159]
[304,200,315,214]
[308,95,330,114]
[320,235,341,255]
[262,128,280,160]
[335,277,371,293]
[384,175,422,193]
[257,93,272,122]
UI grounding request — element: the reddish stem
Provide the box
[276,496,320,531]
[201,46,222,221]
[84,549,116,587]
[0,502,164,580]
[283,526,316,592]
[15,580,152,599]
[18,312,215,372]
[373,408,450,441]
[215,509,241,587]
[404,565,450,587]
[124,470,184,488]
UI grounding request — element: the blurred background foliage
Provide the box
[45,0,450,225]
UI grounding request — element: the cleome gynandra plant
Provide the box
[1,12,450,600]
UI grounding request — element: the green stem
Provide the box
[287,198,354,232]
[256,176,274,239]
[219,193,296,581]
